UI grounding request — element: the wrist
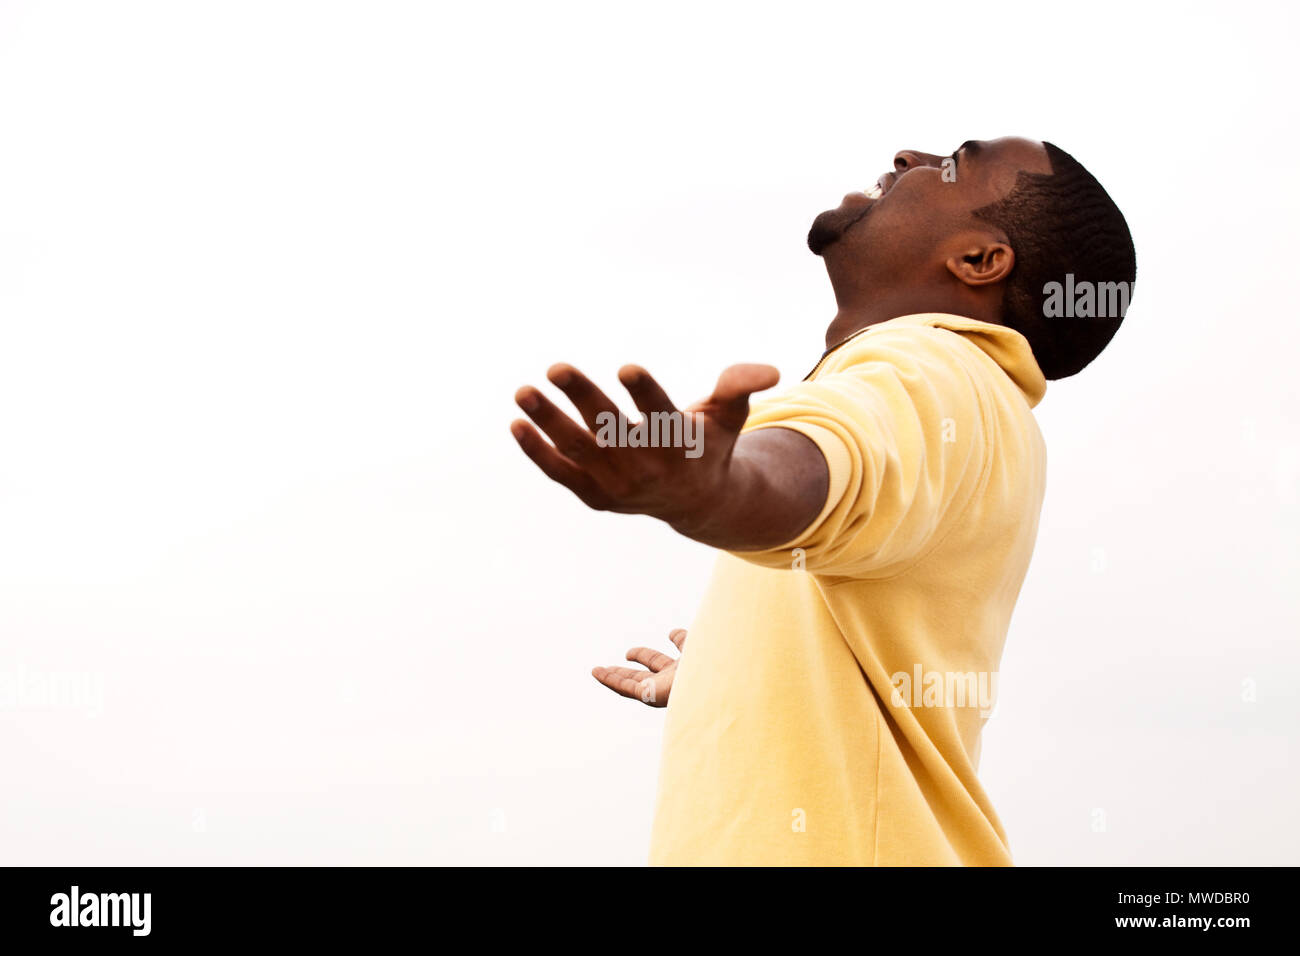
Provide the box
[661,454,749,544]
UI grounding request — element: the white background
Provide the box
[0,0,1296,865]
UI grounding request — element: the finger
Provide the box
[626,646,675,672]
[591,666,654,701]
[617,365,678,415]
[547,363,622,432]
[706,363,780,431]
[594,665,650,683]
[668,628,687,651]
[515,386,603,465]
[510,420,609,509]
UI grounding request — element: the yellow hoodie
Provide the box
[649,313,1048,866]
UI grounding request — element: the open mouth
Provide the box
[865,170,898,199]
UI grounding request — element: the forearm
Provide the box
[666,426,829,551]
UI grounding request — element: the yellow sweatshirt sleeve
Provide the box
[731,326,990,578]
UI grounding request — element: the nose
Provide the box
[893,149,945,172]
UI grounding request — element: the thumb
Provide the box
[703,363,780,431]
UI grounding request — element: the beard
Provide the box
[807,204,873,255]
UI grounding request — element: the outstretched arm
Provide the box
[510,363,828,551]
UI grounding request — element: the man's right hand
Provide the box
[511,362,828,550]
[591,629,686,708]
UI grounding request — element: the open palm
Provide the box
[591,629,686,708]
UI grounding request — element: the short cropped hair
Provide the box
[973,142,1136,380]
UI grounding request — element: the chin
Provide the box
[807,211,844,256]
[807,205,869,256]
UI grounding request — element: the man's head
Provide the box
[809,137,1135,379]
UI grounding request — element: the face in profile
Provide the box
[807,137,1052,285]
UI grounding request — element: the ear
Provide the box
[945,241,1015,287]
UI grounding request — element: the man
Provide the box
[510,138,1135,865]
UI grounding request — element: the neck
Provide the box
[823,305,895,350]
[823,290,956,350]
[822,277,1002,350]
